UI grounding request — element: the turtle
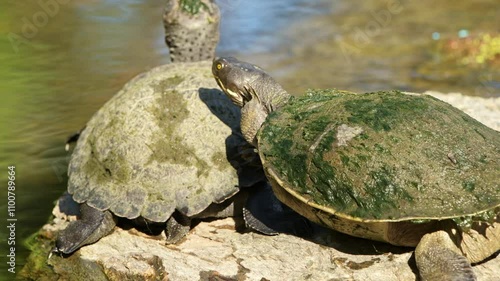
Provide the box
[163,0,220,62]
[55,61,311,255]
[212,56,500,281]
[53,61,266,255]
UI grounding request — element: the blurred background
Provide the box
[0,0,498,277]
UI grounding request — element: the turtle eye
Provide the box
[216,63,223,70]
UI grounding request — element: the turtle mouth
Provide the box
[227,89,245,107]
[214,77,245,107]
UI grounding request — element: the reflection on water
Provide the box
[0,0,498,276]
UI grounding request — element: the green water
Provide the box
[0,0,498,279]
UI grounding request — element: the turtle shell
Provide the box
[68,61,248,222]
[258,90,500,224]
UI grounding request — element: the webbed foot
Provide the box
[165,211,191,244]
[415,230,476,281]
[244,182,313,238]
[53,203,116,255]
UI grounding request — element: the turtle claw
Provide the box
[55,203,115,255]
[244,182,314,238]
[416,231,477,281]
[243,207,278,235]
[165,211,191,244]
[47,250,54,260]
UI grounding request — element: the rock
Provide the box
[22,197,500,281]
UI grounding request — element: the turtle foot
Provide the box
[243,207,279,235]
[53,203,116,255]
[415,231,477,281]
[165,212,191,244]
[244,182,313,238]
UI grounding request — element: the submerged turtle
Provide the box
[54,61,265,255]
[212,57,500,281]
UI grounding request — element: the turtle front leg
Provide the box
[415,230,476,281]
[165,211,191,244]
[54,203,116,255]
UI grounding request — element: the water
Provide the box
[0,0,498,279]
[217,0,331,54]
[244,0,500,96]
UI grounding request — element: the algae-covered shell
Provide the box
[258,90,499,226]
[68,61,247,222]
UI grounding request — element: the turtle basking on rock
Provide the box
[54,61,310,256]
[53,62,255,255]
[212,56,500,281]
[55,2,310,254]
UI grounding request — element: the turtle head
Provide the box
[212,57,291,145]
[212,57,264,107]
[212,57,290,109]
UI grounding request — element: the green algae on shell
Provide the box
[179,0,209,15]
[258,89,500,221]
